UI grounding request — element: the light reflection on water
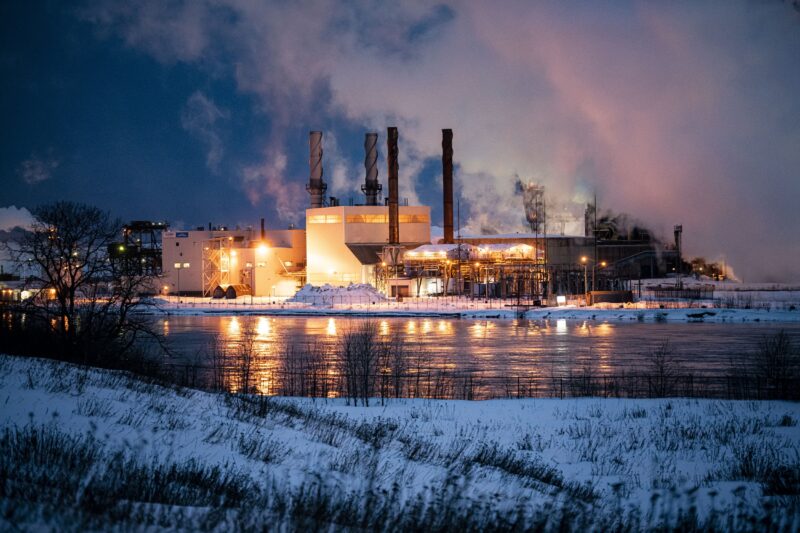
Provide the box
[159,316,800,396]
[256,317,271,340]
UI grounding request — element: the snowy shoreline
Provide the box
[146,301,800,323]
[142,280,800,323]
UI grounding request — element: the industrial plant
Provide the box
[155,127,684,302]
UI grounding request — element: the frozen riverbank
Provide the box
[1,354,798,530]
[148,296,800,323]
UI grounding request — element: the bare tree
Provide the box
[647,340,681,397]
[3,202,160,363]
[755,330,798,399]
[277,341,331,398]
[338,321,381,406]
[232,328,257,394]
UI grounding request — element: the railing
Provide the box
[156,295,565,313]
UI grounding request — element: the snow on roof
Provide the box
[461,232,586,240]
[409,244,465,253]
[475,243,534,252]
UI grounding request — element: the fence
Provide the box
[158,294,565,314]
[164,362,800,402]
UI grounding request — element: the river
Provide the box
[159,315,800,398]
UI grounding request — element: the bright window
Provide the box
[308,214,342,224]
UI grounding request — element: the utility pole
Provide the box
[674,224,683,288]
[592,192,598,292]
[457,198,462,297]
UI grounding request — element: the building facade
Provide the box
[305,205,430,286]
[161,228,305,297]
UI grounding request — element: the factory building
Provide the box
[303,128,431,291]
[154,125,677,302]
[161,223,304,297]
[305,205,430,286]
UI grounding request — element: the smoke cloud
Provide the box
[180,91,229,172]
[18,153,59,185]
[82,1,800,281]
[0,206,34,231]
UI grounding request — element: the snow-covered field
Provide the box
[1,354,798,531]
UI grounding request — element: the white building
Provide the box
[305,205,430,286]
[161,227,305,297]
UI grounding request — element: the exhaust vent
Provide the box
[442,129,454,244]
[387,127,399,244]
[306,131,326,208]
[362,132,381,206]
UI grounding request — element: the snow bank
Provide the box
[287,283,386,305]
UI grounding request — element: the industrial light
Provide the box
[118,245,125,252]
[581,256,587,263]
[257,243,268,255]
[601,261,607,267]
[230,250,237,257]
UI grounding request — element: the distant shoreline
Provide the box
[144,303,800,323]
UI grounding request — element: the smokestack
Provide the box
[442,129,454,244]
[306,131,326,208]
[260,218,265,240]
[387,127,399,244]
[362,132,381,205]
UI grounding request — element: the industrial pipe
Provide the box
[306,130,326,208]
[362,132,381,205]
[387,127,399,244]
[442,129,454,244]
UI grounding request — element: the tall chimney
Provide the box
[362,132,381,205]
[387,127,399,244]
[442,129,454,244]
[306,131,326,208]
[260,218,265,240]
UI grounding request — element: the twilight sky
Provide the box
[1,1,799,281]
